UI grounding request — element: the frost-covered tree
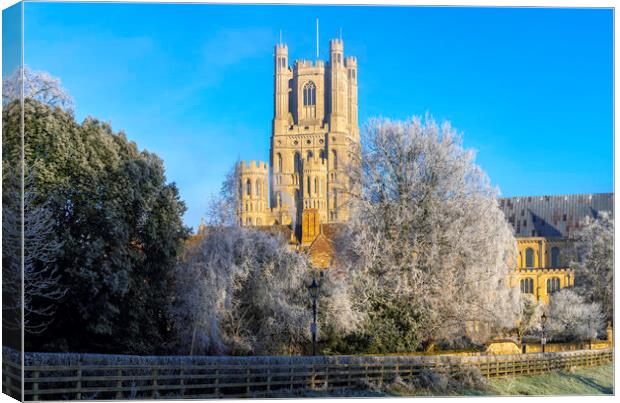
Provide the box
[545,289,605,342]
[2,65,74,113]
[171,225,358,355]
[205,162,241,227]
[568,212,613,321]
[337,116,520,352]
[515,294,543,342]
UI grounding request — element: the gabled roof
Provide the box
[498,193,613,238]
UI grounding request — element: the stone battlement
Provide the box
[345,56,357,67]
[239,160,269,172]
[294,59,325,69]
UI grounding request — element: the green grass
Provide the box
[479,364,614,396]
[264,364,614,397]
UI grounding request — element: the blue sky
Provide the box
[18,3,613,230]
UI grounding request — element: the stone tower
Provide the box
[237,160,269,226]
[238,38,359,227]
[269,38,360,226]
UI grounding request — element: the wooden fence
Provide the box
[2,348,613,400]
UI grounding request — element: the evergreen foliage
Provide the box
[2,97,189,354]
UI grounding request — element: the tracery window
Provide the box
[303,81,316,106]
[332,149,338,170]
[547,277,560,294]
[520,278,534,294]
[302,81,317,119]
[246,179,251,196]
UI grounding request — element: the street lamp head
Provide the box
[541,312,547,325]
[308,277,320,300]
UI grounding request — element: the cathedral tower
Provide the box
[238,38,360,227]
[269,38,360,225]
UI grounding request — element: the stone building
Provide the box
[230,38,614,291]
[237,38,360,228]
[499,193,613,303]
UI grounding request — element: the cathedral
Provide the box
[231,38,614,289]
[237,38,359,228]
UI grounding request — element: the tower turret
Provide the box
[238,160,270,226]
[329,39,348,133]
[273,44,292,134]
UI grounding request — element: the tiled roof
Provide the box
[255,224,294,243]
[498,193,613,238]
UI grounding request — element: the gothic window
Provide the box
[551,247,560,267]
[255,180,260,196]
[307,151,313,162]
[520,278,534,294]
[332,149,338,170]
[547,277,560,294]
[294,152,302,174]
[276,153,282,172]
[315,177,319,195]
[246,179,251,196]
[333,189,338,210]
[303,81,316,106]
[307,176,311,196]
[525,248,534,268]
[337,54,341,64]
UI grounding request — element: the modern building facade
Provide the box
[499,193,613,303]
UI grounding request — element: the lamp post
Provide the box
[541,312,547,353]
[587,321,592,350]
[308,276,321,356]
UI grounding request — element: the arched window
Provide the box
[255,179,260,196]
[307,176,311,196]
[294,152,302,174]
[332,149,338,170]
[303,81,316,106]
[525,248,534,268]
[547,277,561,294]
[307,151,313,162]
[520,278,534,294]
[246,179,251,196]
[276,153,282,172]
[315,177,319,195]
[551,247,560,267]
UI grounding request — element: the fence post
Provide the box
[115,368,122,399]
[214,368,220,397]
[324,364,329,389]
[289,363,293,391]
[246,364,251,396]
[4,363,11,397]
[76,361,82,400]
[180,368,185,398]
[152,368,158,399]
[32,370,39,401]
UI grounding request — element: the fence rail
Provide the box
[2,348,613,400]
